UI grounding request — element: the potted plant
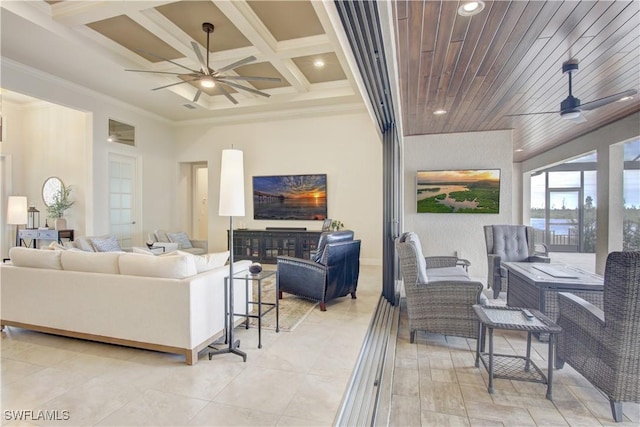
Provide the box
[47,183,74,230]
[331,220,344,231]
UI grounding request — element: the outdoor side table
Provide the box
[473,305,562,400]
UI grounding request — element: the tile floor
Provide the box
[389,292,640,427]
[1,265,382,426]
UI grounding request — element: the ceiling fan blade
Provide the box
[190,41,210,75]
[134,48,200,74]
[506,111,559,117]
[152,79,198,91]
[217,84,239,105]
[217,75,282,82]
[216,56,257,74]
[193,89,202,103]
[580,89,638,111]
[216,79,271,98]
[125,69,186,76]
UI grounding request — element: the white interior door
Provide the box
[192,163,208,240]
[108,153,138,248]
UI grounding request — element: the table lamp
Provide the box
[209,148,247,362]
[7,196,28,247]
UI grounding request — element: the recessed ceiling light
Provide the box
[200,77,215,88]
[618,96,633,102]
[458,1,485,16]
[515,148,524,152]
[313,59,325,68]
[433,109,447,115]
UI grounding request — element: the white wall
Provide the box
[403,129,514,282]
[1,60,176,246]
[173,111,383,264]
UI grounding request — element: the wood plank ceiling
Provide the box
[394,0,640,161]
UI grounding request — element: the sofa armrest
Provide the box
[424,256,458,269]
[528,254,550,263]
[406,281,484,313]
[190,240,208,251]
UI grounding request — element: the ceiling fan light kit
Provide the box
[125,22,281,105]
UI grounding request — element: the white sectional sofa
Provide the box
[1,247,250,364]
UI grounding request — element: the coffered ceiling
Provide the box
[1,0,362,121]
[394,0,640,161]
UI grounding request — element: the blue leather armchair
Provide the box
[277,230,361,311]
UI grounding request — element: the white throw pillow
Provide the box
[9,247,63,270]
[61,251,121,274]
[167,232,193,249]
[91,236,122,252]
[403,232,429,284]
[177,250,229,273]
[118,252,197,279]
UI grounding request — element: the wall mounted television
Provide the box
[416,169,500,213]
[253,174,327,220]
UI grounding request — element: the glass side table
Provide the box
[227,270,279,349]
[473,305,562,400]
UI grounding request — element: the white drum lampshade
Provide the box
[219,149,245,217]
[7,196,28,225]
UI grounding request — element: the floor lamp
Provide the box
[7,196,28,248]
[209,149,247,362]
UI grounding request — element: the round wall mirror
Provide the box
[42,176,63,207]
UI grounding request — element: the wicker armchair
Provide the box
[555,251,640,422]
[484,225,549,299]
[396,233,485,342]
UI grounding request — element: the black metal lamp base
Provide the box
[208,339,246,362]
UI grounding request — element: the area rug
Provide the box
[245,276,317,331]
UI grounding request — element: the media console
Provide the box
[229,229,322,263]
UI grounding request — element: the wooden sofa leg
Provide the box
[278,291,283,299]
[185,349,197,365]
[350,291,357,299]
[320,302,327,311]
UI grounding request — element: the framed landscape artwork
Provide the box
[253,174,327,220]
[416,169,500,213]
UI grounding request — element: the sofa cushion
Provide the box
[118,252,197,279]
[154,229,170,243]
[425,266,470,282]
[402,232,428,284]
[9,247,63,270]
[75,236,97,252]
[168,232,193,249]
[91,236,122,252]
[178,250,229,273]
[61,251,121,274]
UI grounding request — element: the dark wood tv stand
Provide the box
[229,229,322,263]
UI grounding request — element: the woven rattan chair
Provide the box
[484,225,549,299]
[396,234,485,342]
[555,251,640,422]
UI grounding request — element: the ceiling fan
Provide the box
[125,22,281,104]
[507,59,637,123]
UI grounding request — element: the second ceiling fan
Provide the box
[507,59,637,123]
[125,22,281,104]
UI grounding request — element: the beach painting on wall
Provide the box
[417,169,500,213]
[253,174,327,220]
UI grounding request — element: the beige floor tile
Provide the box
[527,405,570,426]
[468,416,505,426]
[389,395,421,427]
[283,374,348,423]
[391,367,420,397]
[0,358,46,386]
[188,402,280,426]
[421,410,470,427]
[419,379,466,417]
[395,356,418,370]
[464,400,536,426]
[95,389,208,426]
[275,415,328,426]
